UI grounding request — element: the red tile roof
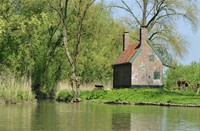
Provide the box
[114,43,140,65]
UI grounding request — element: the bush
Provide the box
[165,62,200,91]
[55,90,73,102]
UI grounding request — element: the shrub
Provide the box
[165,62,200,91]
[55,90,73,102]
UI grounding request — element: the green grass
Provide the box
[78,88,200,104]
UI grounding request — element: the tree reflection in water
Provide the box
[0,102,199,131]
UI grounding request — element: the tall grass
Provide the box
[0,72,35,104]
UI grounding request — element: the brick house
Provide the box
[113,26,168,88]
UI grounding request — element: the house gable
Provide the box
[113,39,166,67]
[127,39,165,65]
[131,40,163,86]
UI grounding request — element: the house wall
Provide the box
[131,41,163,87]
[113,64,131,88]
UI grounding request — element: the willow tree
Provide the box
[0,0,46,76]
[48,0,96,99]
[110,0,199,63]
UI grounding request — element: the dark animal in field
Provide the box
[177,80,190,90]
[185,81,190,90]
[193,82,200,94]
[177,80,184,90]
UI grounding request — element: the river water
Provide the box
[0,101,199,131]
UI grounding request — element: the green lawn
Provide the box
[74,88,200,104]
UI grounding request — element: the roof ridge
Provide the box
[114,43,140,65]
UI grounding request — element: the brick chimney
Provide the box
[140,26,148,48]
[123,32,130,51]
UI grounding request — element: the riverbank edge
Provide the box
[55,88,200,107]
[103,101,200,107]
[0,99,37,105]
[54,99,200,108]
[2,98,200,108]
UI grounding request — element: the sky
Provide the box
[100,0,200,65]
[177,22,200,65]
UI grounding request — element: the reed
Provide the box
[0,72,35,104]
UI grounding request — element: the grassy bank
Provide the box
[56,88,200,105]
[0,73,35,104]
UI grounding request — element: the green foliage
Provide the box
[0,0,65,97]
[0,0,124,98]
[55,90,73,102]
[2,0,198,102]
[165,62,200,90]
[65,1,123,82]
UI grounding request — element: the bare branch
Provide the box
[146,0,166,27]
[149,28,166,40]
[47,0,62,17]
[120,0,141,25]
[75,0,96,57]
[146,0,157,18]
[135,0,143,11]
[121,0,140,24]
[149,32,158,40]
[64,0,68,19]
[151,12,188,28]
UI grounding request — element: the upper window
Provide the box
[154,72,160,79]
[149,55,154,62]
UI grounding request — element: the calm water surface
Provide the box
[0,101,199,131]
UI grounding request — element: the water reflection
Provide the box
[0,102,200,131]
[31,101,57,131]
[31,102,113,131]
[112,106,200,131]
[0,103,37,131]
[56,103,112,131]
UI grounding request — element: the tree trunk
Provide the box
[142,0,148,26]
[62,23,81,99]
[60,2,79,97]
[49,0,95,101]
